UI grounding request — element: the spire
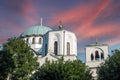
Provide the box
[40,18,43,26]
[58,21,63,30]
[96,38,98,44]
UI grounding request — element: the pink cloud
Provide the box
[48,3,95,26]
[95,0,120,20]
[75,23,119,41]
[48,0,110,27]
[19,2,37,25]
[106,35,120,46]
[74,0,111,35]
[48,0,115,43]
[0,38,8,44]
[46,0,119,47]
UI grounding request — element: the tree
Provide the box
[31,58,92,80]
[0,37,39,80]
[97,49,120,80]
[0,50,14,80]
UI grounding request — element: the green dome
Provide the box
[20,25,52,37]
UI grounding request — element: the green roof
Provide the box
[20,25,52,37]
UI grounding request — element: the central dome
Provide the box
[20,25,52,37]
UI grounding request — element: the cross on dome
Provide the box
[96,38,98,44]
[40,18,43,26]
[58,21,63,30]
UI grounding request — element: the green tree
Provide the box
[97,49,120,80]
[0,37,39,80]
[31,58,92,80]
[0,50,14,80]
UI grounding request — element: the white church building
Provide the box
[20,21,77,66]
[20,20,108,79]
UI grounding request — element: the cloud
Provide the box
[18,1,37,25]
[46,0,120,47]
[0,0,120,48]
[75,22,120,41]
[48,3,95,26]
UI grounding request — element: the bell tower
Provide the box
[85,41,108,79]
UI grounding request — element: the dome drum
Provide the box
[20,26,52,37]
[20,34,43,38]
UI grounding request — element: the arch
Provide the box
[91,53,94,61]
[67,42,70,55]
[32,38,35,44]
[39,38,41,44]
[101,53,104,60]
[95,50,99,60]
[54,41,58,55]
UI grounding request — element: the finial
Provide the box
[58,21,63,30]
[96,38,98,44]
[40,18,43,26]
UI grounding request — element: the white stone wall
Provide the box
[22,36,43,52]
[85,45,108,62]
[37,54,77,66]
[85,44,108,79]
[42,30,77,57]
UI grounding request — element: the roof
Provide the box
[86,43,108,47]
[20,25,52,37]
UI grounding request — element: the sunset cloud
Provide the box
[46,0,120,50]
[0,0,120,51]
[19,1,37,25]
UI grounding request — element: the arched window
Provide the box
[26,38,29,43]
[101,53,104,60]
[54,41,58,55]
[91,53,94,61]
[32,38,35,44]
[39,38,41,44]
[67,42,70,55]
[39,38,42,44]
[95,51,99,60]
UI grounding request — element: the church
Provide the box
[20,21,77,66]
[20,20,108,79]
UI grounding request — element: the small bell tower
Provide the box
[85,40,108,79]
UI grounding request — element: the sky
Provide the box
[0,0,120,61]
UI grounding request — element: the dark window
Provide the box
[45,44,47,56]
[54,41,58,55]
[39,38,41,44]
[91,53,94,61]
[32,38,35,44]
[67,42,70,55]
[26,38,29,43]
[101,53,104,60]
[95,51,99,60]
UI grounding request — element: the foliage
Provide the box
[97,49,120,80]
[0,50,14,80]
[0,37,39,80]
[31,58,92,80]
